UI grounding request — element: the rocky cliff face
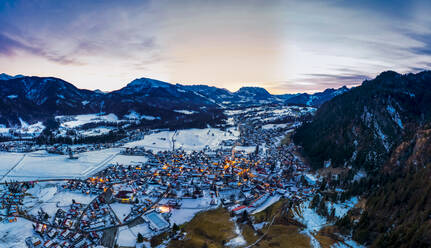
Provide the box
[294,71,431,171]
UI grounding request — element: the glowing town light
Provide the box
[158,205,171,213]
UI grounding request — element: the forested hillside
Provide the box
[294,71,431,171]
[293,71,431,247]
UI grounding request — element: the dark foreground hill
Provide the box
[294,70,431,247]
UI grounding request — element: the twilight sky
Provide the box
[1,0,431,94]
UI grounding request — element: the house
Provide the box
[25,237,42,247]
[35,223,47,234]
[115,190,135,203]
[43,240,54,248]
[71,232,82,242]
[60,229,70,239]
[47,228,58,239]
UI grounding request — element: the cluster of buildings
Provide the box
[0,105,320,247]
[24,198,106,247]
[0,182,32,222]
[26,224,101,248]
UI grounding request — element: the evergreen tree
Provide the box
[310,194,320,209]
[137,233,144,243]
[172,223,179,232]
[329,207,335,221]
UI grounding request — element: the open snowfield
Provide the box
[0,121,45,136]
[0,218,34,248]
[25,183,95,217]
[232,146,256,153]
[0,148,122,182]
[110,155,148,165]
[130,223,152,238]
[159,191,217,225]
[262,123,289,130]
[226,106,316,124]
[111,203,132,221]
[117,225,137,247]
[56,113,120,128]
[0,152,25,176]
[124,128,239,152]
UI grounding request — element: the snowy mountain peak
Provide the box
[0,73,13,80]
[333,85,349,95]
[128,77,171,89]
[236,86,271,97]
[0,73,25,80]
[116,77,173,95]
[94,89,107,94]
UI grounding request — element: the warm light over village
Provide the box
[1,0,431,248]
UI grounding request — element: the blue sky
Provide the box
[1,0,430,93]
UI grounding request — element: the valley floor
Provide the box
[0,105,362,248]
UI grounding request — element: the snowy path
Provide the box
[245,207,282,248]
[81,152,119,177]
[0,154,26,181]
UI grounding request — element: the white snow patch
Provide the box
[353,171,366,182]
[174,110,197,115]
[332,238,366,248]
[386,105,403,129]
[262,123,289,130]
[304,173,318,186]
[57,113,119,128]
[252,222,267,230]
[294,200,327,248]
[251,195,281,214]
[233,146,256,153]
[111,203,132,220]
[117,226,137,247]
[225,219,246,247]
[124,111,160,121]
[124,128,239,152]
[7,95,18,99]
[0,218,34,248]
[1,148,120,182]
[328,197,359,218]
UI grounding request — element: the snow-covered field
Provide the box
[117,225,137,247]
[0,148,124,182]
[225,105,316,124]
[262,123,289,130]
[294,200,328,248]
[111,203,132,221]
[56,113,120,128]
[226,218,247,247]
[110,155,148,165]
[25,183,95,217]
[124,128,239,152]
[0,218,34,248]
[0,152,25,176]
[328,197,359,218]
[0,121,45,136]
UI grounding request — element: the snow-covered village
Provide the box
[2,1,431,247]
[0,104,364,248]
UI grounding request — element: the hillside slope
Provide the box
[294,71,431,171]
[293,70,431,247]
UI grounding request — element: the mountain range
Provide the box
[0,74,348,127]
